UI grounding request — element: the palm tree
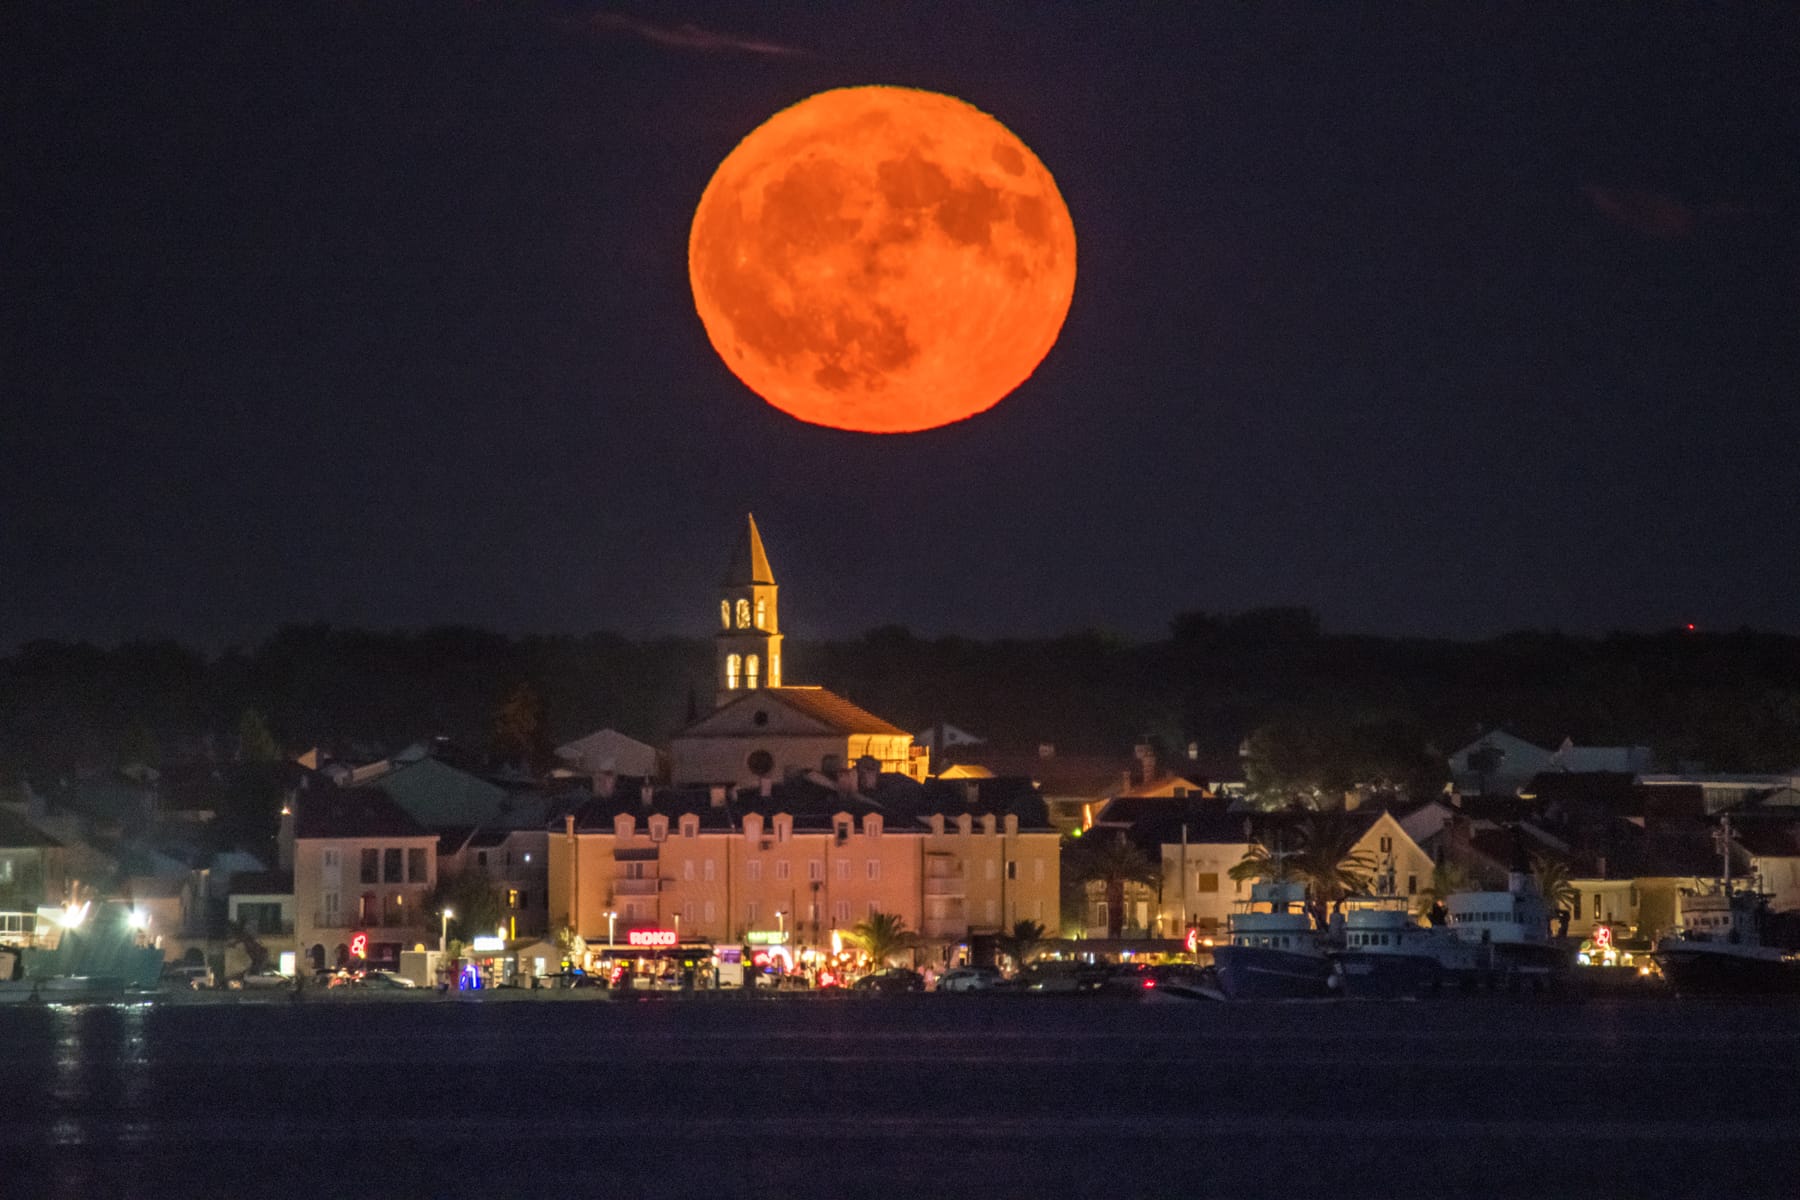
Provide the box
[1230,813,1374,931]
[1414,861,1473,922]
[996,919,1046,975]
[1068,832,1160,938]
[846,911,917,968]
[1530,852,1579,938]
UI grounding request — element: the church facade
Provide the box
[670,516,927,788]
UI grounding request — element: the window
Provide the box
[1196,872,1219,893]
[774,820,790,844]
[746,654,760,689]
[323,850,339,868]
[0,860,11,885]
[726,654,742,689]
[681,818,698,838]
[407,848,427,882]
[776,860,790,881]
[1094,901,1108,928]
[736,599,751,628]
[684,861,695,881]
[747,901,758,923]
[866,860,880,881]
[755,598,766,628]
[1034,859,1045,883]
[867,900,880,918]
[382,893,404,926]
[809,860,823,882]
[747,861,762,882]
[1407,875,1418,896]
[836,860,850,881]
[650,817,667,842]
[1005,860,1018,881]
[624,861,647,879]
[1379,836,1393,853]
[1593,893,1602,920]
[833,900,850,923]
[835,820,851,842]
[704,901,716,923]
[507,889,519,907]
[683,902,696,923]
[477,852,488,869]
[360,849,379,884]
[704,859,716,882]
[721,600,731,629]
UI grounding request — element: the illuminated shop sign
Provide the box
[349,932,368,958]
[744,930,786,945]
[470,936,505,952]
[627,929,679,948]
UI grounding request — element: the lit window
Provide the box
[720,600,730,629]
[746,654,760,689]
[736,599,751,629]
[726,654,742,689]
[755,598,766,628]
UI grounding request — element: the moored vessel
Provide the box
[1653,819,1800,996]
[1330,897,1481,998]
[1211,880,1333,1000]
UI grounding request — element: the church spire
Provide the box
[724,513,776,586]
[715,515,782,707]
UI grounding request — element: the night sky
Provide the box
[5,3,1797,651]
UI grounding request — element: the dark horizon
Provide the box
[6,3,1798,650]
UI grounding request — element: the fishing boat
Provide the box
[1444,870,1573,987]
[1653,817,1800,996]
[1210,880,1334,1000]
[1329,897,1481,998]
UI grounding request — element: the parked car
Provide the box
[364,969,418,989]
[853,968,925,994]
[937,966,1002,993]
[164,964,214,991]
[235,968,290,990]
[1018,962,1106,994]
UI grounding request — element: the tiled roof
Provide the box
[762,687,909,737]
[295,787,431,840]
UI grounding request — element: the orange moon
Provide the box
[688,86,1077,434]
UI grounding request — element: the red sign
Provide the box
[1593,925,1613,950]
[349,932,368,959]
[1185,928,1200,954]
[626,929,678,948]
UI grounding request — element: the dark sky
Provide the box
[5,2,1798,651]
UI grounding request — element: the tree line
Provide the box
[4,611,1799,787]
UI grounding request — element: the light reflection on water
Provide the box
[47,1001,151,1149]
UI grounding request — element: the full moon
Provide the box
[688,86,1077,434]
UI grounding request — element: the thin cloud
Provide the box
[580,11,808,58]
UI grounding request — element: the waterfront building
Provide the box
[293,786,438,971]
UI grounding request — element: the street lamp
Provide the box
[605,910,617,946]
[775,910,785,940]
[441,907,453,952]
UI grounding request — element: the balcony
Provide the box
[613,878,659,897]
[923,876,966,897]
[312,911,356,929]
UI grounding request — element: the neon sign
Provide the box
[1593,925,1613,950]
[745,930,786,945]
[1185,928,1199,954]
[626,929,678,948]
[349,932,368,959]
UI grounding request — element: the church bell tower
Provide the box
[716,514,782,707]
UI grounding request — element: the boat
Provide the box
[1329,897,1482,998]
[1443,870,1573,987]
[1210,881,1334,1000]
[1652,818,1800,996]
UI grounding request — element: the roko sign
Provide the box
[626,929,678,948]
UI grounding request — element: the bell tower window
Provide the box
[720,600,730,630]
[754,598,767,629]
[726,654,742,689]
[746,654,760,689]
[736,599,751,629]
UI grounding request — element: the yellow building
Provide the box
[547,776,1060,957]
[293,787,439,972]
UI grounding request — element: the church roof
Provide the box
[761,687,908,737]
[723,513,776,586]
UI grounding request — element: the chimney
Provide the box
[962,782,979,806]
[1121,771,1133,796]
[563,814,575,838]
[856,757,879,793]
[835,769,856,795]
[639,782,654,808]
[709,785,727,808]
[759,777,773,799]
[592,770,616,799]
